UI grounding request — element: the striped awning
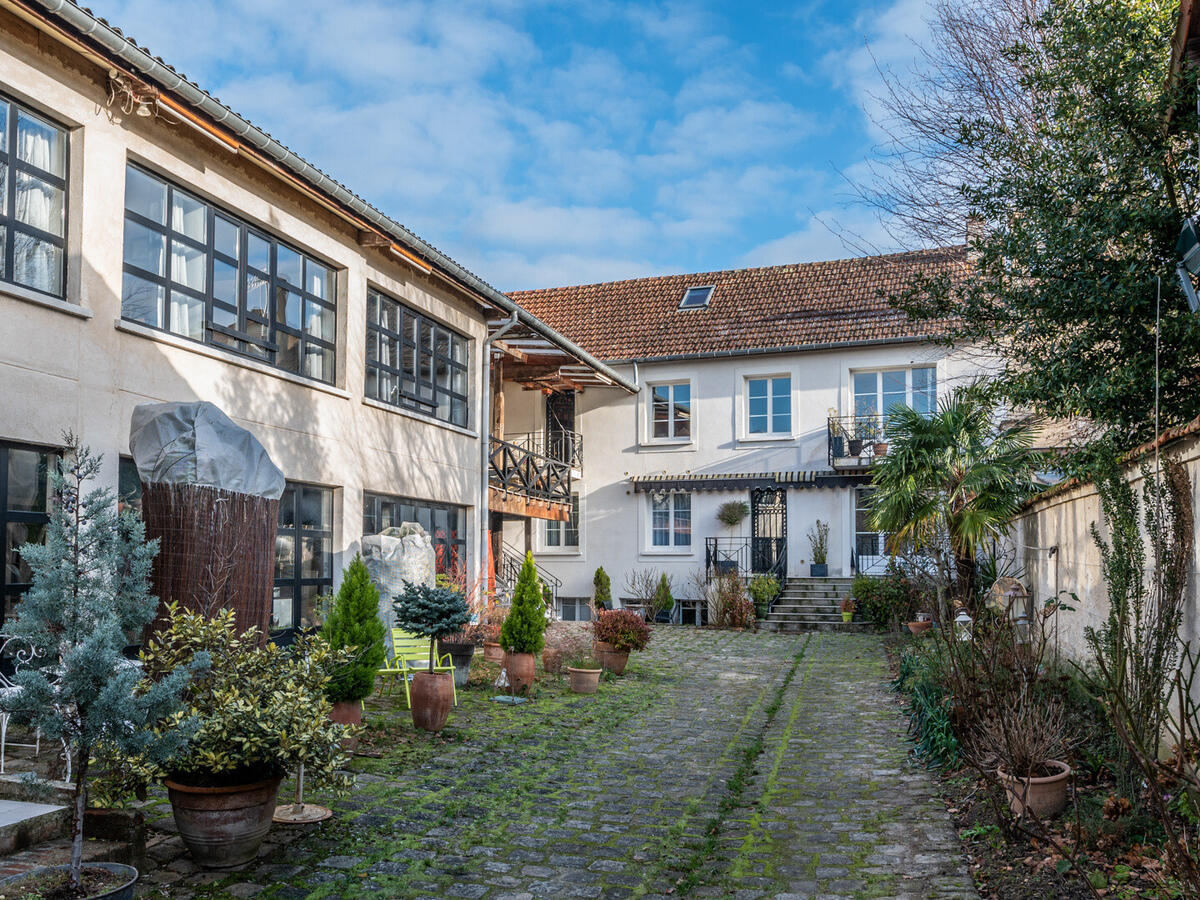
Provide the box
[629,470,866,493]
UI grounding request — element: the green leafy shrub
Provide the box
[321,555,386,703]
[650,573,674,620]
[499,553,547,654]
[748,575,781,618]
[716,500,750,528]
[891,643,960,769]
[593,609,651,652]
[854,565,921,630]
[808,520,829,565]
[393,583,471,670]
[593,566,612,610]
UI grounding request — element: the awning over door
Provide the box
[629,470,868,493]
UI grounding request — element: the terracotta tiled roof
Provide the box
[509,246,967,362]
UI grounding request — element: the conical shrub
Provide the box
[500,552,547,654]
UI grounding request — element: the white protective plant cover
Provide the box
[129,401,286,499]
[362,524,436,651]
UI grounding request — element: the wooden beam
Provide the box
[488,487,571,521]
[491,340,530,363]
[357,229,391,248]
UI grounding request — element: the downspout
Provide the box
[480,312,520,597]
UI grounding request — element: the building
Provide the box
[502,249,981,620]
[0,0,631,639]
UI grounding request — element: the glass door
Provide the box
[750,487,787,577]
[854,488,889,575]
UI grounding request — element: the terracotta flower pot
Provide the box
[505,651,536,693]
[482,641,504,663]
[595,644,630,675]
[907,620,932,636]
[165,776,283,868]
[410,671,454,732]
[874,441,889,456]
[998,760,1072,819]
[568,666,602,693]
[542,647,563,674]
[329,699,361,753]
[0,862,139,900]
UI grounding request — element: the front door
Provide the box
[750,487,787,577]
[854,487,889,574]
[545,391,577,467]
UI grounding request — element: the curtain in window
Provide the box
[13,117,62,295]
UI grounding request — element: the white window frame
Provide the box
[735,367,795,443]
[541,492,582,555]
[642,491,692,555]
[850,365,937,420]
[643,380,693,444]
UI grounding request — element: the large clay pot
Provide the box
[907,620,933,636]
[595,643,629,675]
[998,760,1072,819]
[329,699,362,753]
[165,776,282,868]
[410,671,454,732]
[542,647,563,674]
[438,640,475,688]
[482,641,504,663]
[0,862,138,900]
[505,652,536,693]
[568,666,601,694]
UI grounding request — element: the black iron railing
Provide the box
[498,543,562,610]
[827,415,895,467]
[489,436,572,503]
[503,430,583,471]
[704,537,787,582]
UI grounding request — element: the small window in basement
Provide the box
[679,285,714,309]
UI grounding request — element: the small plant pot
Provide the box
[542,647,563,674]
[873,441,889,457]
[998,760,1072,819]
[0,862,139,900]
[410,671,454,732]
[841,611,853,623]
[329,699,362,753]
[438,640,475,688]
[165,776,283,868]
[907,620,933,636]
[848,438,864,456]
[595,644,630,675]
[568,666,602,694]
[809,563,828,578]
[504,652,536,693]
[482,641,504,664]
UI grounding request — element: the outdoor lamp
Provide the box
[953,608,973,642]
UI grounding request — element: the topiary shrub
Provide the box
[500,553,548,654]
[593,609,652,652]
[716,500,750,528]
[393,583,470,671]
[321,555,386,704]
[593,566,612,611]
[649,573,674,621]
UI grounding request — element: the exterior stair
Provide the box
[760,577,872,634]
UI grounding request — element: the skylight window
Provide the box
[679,285,714,309]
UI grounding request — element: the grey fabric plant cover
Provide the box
[129,401,285,499]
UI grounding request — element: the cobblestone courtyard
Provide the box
[141,630,976,899]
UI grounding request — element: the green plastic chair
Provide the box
[378,628,458,708]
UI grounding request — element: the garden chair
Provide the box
[0,635,71,779]
[377,628,457,708]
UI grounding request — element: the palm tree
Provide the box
[867,381,1044,609]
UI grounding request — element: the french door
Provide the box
[854,487,889,574]
[750,487,787,578]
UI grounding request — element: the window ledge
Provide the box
[640,548,695,557]
[1,283,93,320]
[737,433,795,444]
[362,396,478,438]
[115,318,351,399]
[639,439,694,450]
[538,548,582,557]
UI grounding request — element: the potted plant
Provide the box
[565,653,602,693]
[593,566,612,613]
[499,553,548,693]
[591,609,651,674]
[320,555,386,737]
[0,441,194,898]
[873,438,889,457]
[649,572,674,623]
[908,611,933,635]
[980,693,1072,819]
[435,576,478,687]
[140,605,351,868]
[716,500,750,531]
[747,574,781,619]
[808,520,830,577]
[827,411,845,458]
[840,594,856,623]
[542,646,564,673]
[393,583,470,731]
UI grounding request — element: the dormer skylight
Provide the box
[679,285,714,309]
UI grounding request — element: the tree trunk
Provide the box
[70,749,88,888]
[955,548,976,611]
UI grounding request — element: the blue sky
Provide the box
[86,0,933,291]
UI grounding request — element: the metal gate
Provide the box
[750,487,787,578]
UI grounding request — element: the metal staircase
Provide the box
[496,543,561,610]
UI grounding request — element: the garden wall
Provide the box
[1008,419,1200,664]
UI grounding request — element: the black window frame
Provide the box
[1,441,56,629]
[120,163,337,385]
[365,288,469,428]
[362,491,467,574]
[0,94,69,299]
[273,482,334,640]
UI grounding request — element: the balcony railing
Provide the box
[827,415,895,468]
[704,537,787,583]
[497,542,561,609]
[489,436,572,504]
[502,430,583,471]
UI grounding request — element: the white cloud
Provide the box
[739,207,901,267]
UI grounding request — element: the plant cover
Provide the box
[393,582,471,671]
[321,555,386,703]
[593,566,612,610]
[592,609,651,652]
[747,575,781,618]
[1,438,197,887]
[499,553,547,654]
[140,603,354,789]
[716,500,750,528]
[808,520,829,565]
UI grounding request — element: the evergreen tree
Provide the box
[392,583,469,672]
[593,566,612,611]
[2,437,194,888]
[500,553,547,654]
[321,555,386,703]
[652,573,674,621]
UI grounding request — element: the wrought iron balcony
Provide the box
[489,435,573,504]
[502,430,583,472]
[704,536,787,582]
[827,415,894,469]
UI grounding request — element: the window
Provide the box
[747,376,791,435]
[273,483,333,635]
[365,288,468,427]
[650,491,691,548]
[121,164,337,384]
[117,456,142,516]
[0,96,68,297]
[1,442,54,627]
[853,367,937,420]
[650,382,690,439]
[363,492,466,573]
[545,493,579,548]
[558,597,593,622]
[678,285,714,309]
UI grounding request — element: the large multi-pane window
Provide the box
[747,375,791,435]
[273,483,334,636]
[121,164,336,384]
[0,96,68,297]
[853,367,937,420]
[545,493,579,548]
[366,289,469,427]
[362,492,466,573]
[1,443,54,627]
[650,382,690,439]
[650,491,691,548]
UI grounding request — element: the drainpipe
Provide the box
[480,312,520,597]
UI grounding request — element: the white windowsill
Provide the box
[640,548,695,557]
[362,396,479,439]
[1,283,93,320]
[737,433,795,445]
[639,438,693,450]
[115,318,351,399]
[539,548,582,557]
